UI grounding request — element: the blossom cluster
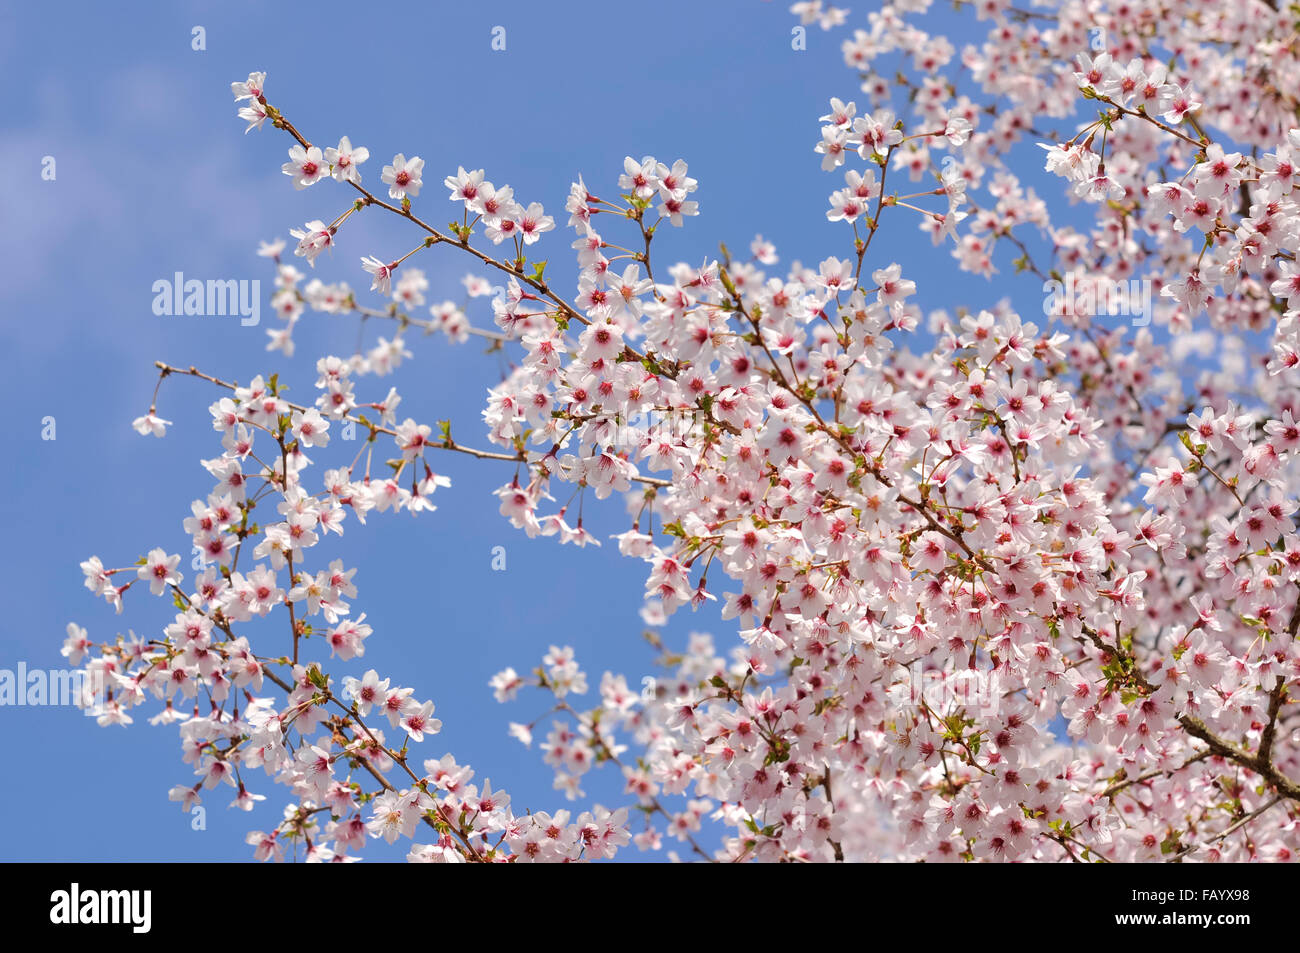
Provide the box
[70,0,1300,862]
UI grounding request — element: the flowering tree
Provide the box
[66,0,1300,862]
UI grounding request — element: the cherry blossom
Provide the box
[68,3,1300,863]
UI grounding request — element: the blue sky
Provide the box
[1,0,1072,861]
